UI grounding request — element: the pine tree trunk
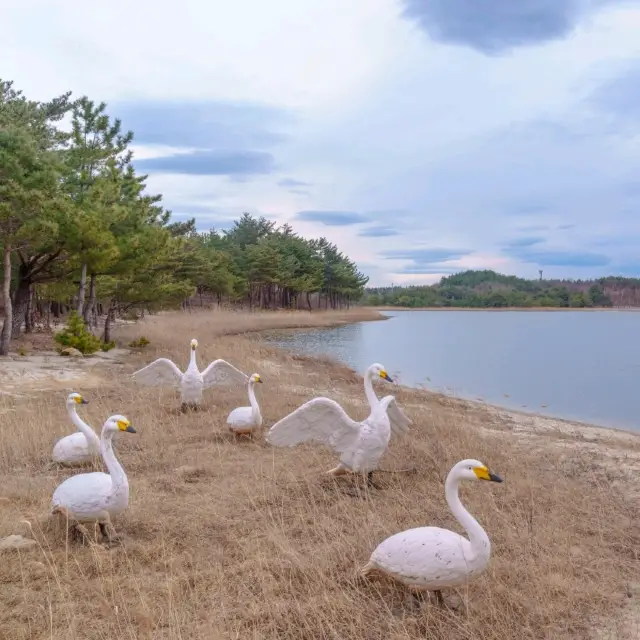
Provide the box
[0,246,13,356]
[24,286,34,333]
[83,272,96,324]
[103,302,115,343]
[11,268,31,336]
[77,263,87,316]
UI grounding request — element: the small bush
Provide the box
[55,311,102,355]
[128,336,150,348]
[100,340,116,352]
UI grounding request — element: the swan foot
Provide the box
[99,520,120,545]
[327,465,349,477]
[360,561,374,578]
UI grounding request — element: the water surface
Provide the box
[263,310,640,431]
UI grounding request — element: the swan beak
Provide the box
[474,466,503,482]
[256,377,263,383]
[124,425,136,433]
[380,370,394,383]
[80,399,89,404]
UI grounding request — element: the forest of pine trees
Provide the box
[0,79,368,354]
[362,270,640,308]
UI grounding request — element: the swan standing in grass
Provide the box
[266,363,411,487]
[226,373,263,436]
[51,414,136,543]
[131,338,248,410]
[51,393,100,466]
[361,459,503,605]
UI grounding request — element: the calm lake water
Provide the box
[263,310,640,431]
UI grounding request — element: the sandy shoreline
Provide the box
[374,305,640,312]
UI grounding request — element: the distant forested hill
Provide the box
[361,270,640,308]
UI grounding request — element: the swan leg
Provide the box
[366,471,383,490]
[435,590,445,607]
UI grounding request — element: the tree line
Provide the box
[362,270,640,308]
[0,79,368,354]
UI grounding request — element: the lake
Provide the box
[263,309,640,431]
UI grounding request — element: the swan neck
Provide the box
[188,348,197,369]
[248,381,261,420]
[444,473,490,556]
[67,402,99,446]
[100,427,128,495]
[363,370,378,408]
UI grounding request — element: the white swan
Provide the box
[266,363,411,486]
[131,337,248,409]
[51,414,136,543]
[361,459,503,604]
[226,373,263,435]
[52,392,100,466]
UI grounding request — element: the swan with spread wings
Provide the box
[131,338,248,410]
[266,363,411,487]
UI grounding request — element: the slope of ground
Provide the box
[0,307,638,640]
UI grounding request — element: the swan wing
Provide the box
[52,433,95,464]
[132,358,183,387]
[201,359,249,389]
[380,395,412,438]
[267,397,361,453]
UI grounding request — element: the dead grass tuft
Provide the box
[0,308,639,639]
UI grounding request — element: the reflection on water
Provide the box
[264,310,640,431]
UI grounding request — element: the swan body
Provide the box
[362,459,503,595]
[131,338,248,408]
[51,414,136,539]
[52,393,100,465]
[266,363,411,481]
[227,373,263,435]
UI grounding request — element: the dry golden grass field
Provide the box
[1,307,640,640]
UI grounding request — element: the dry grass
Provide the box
[1,308,639,640]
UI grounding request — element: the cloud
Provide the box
[382,248,473,263]
[503,236,546,248]
[358,225,400,237]
[504,248,612,267]
[134,150,275,176]
[393,265,460,275]
[294,210,371,226]
[399,0,626,55]
[504,203,550,216]
[277,177,312,188]
[115,100,294,149]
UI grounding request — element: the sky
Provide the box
[3,0,640,286]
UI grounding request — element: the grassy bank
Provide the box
[1,308,639,640]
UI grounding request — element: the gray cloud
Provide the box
[358,225,400,237]
[382,247,473,263]
[503,236,546,248]
[399,0,626,55]
[294,210,371,226]
[277,177,312,188]
[394,265,460,275]
[135,150,275,176]
[115,100,294,149]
